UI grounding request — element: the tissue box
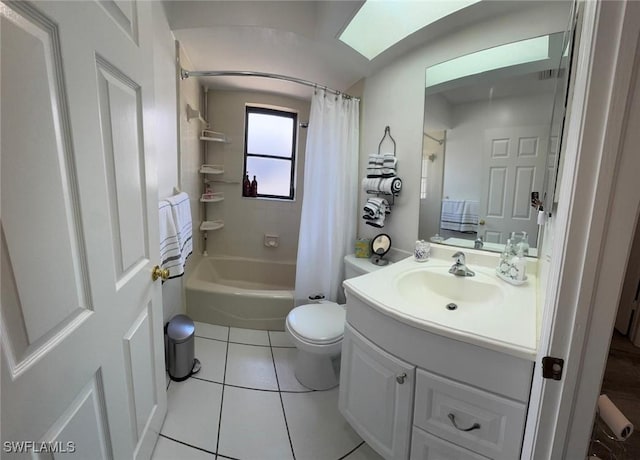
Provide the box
[355,239,371,258]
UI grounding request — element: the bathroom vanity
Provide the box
[338,253,537,460]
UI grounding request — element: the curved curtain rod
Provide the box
[180,68,360,101]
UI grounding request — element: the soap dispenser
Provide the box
[497,238,513,277]
[512,246,527,282]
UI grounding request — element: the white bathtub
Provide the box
[185,256,295,330]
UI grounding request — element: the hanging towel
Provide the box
[166,192,193,275]
[158,200,183,276]
[440,199,479,232]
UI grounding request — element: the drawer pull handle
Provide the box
[448,413,481,432]
[396,373,407,384]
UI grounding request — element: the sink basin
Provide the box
[394,266,504,307]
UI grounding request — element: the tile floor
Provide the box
[152,322,384,460]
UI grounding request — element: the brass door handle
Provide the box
[152,265,170,281]
[479,219,486,225]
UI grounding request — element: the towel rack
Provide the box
[378,126,396,156]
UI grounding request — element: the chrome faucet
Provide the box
[474,236,484,249]
[449,251,475,277]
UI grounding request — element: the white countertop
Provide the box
[343,256,538,360]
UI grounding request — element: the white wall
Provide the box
[152,3,183,323]
[358,2,572,252]
[204,90,310,262]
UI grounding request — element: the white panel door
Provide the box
[339,325,415,460]
[1,2,166,459]
[480,126,549,244]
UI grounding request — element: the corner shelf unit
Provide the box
[200,220,224,232]
[200,164,224,175]
[200,192,224,203]
[197,109,230,243]
[200,130,231,143]
[187,104,208,126]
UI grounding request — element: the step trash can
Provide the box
[165,314,201,381]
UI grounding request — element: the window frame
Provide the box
[243,106,298,200]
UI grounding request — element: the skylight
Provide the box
[339,0,482,60]
[425,35,551,87]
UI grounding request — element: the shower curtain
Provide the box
[294,90,359,305]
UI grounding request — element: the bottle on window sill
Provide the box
[243,173,251,197]
[251,175,258,197]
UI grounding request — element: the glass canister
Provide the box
[414,240,431,262]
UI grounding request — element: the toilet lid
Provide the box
[287,302,345,345]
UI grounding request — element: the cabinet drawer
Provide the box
[414,369,526,460]
[411,427,489,460]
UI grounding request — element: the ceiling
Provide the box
[163,0,539,100]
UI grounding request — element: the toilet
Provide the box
[285,255,382,390]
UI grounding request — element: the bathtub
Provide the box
[185,256,295,330]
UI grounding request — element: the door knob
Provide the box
[479,219,486,225]
[396,373,407,384]
[152,265,170,281]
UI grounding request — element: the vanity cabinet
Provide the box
[339,325,415,460]
[339,294,534,460]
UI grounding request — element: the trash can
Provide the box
[166,314,200,381]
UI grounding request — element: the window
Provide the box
[243,106,297,200]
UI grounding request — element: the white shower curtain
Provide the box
[295,90,359,305]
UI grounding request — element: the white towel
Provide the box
[159,200,183,276]
[363,197,390,227]
[166,192,193,275]
[440,199,479,232]
[362,177,402,195]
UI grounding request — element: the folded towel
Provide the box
[383,155,397,168]
[362,197,390,227]
[440,199,479,232]
[166,192,193,276]
[381,168,397,178]
[159,201,183,276]
[365,216,386,228]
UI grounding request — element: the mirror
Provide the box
[418,9,575,256]
[371,233,391,266]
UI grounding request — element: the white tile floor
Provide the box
[153,322,384,460]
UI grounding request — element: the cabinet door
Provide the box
[339,324,415,460]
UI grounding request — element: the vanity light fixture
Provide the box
[339,0,481,60]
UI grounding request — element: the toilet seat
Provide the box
[286,302,345,345]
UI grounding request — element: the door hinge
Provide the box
[542,356,564,380]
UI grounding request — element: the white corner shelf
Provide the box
[200,220,224,231]
[199,164,224,175]
[200,130,230,143]
[186,104,208,126]
[200,192,224,203]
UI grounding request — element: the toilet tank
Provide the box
[344,254,388,280]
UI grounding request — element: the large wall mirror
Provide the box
[418,4,576,256]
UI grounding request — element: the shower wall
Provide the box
[204,90,310,263]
